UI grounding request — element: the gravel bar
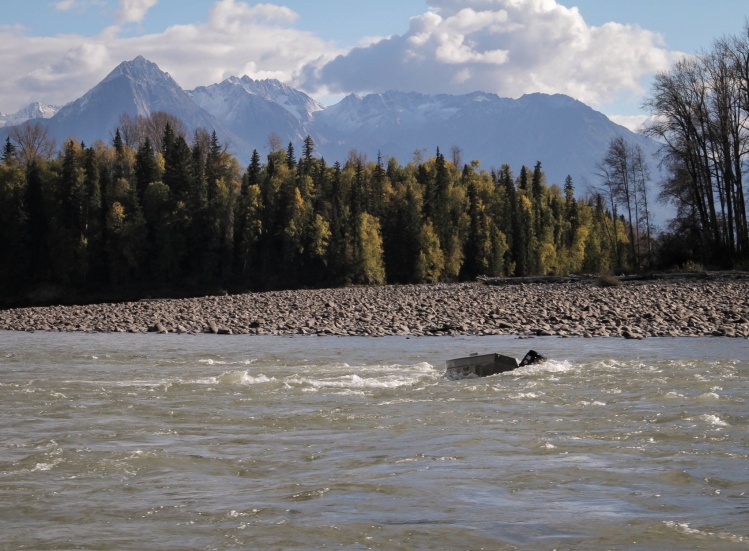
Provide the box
[2,279,749,338]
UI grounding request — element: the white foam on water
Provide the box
[699,413,729,427]
[512,359,575,376]
[331,389,367,396]
[663,521,747,543]
[577,400,607,407]
[125,449,148,459]
[507,391,542,399]
[377,397,437,405]
[199,358,225,365]
[69,378,174,389]
[304,373,417,390]
[273,362,434,391]
[216,370,275,385]
[199,358,257,366]
[407,361,437,373]
[30,461,58,472]
[663,521,703,535]
[20,444,65,473]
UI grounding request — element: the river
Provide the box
[1,331,747,550]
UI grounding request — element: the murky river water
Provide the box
[1,331,748,550]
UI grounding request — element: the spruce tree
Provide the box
[301,135,314,174]
[112,128,124,153]
[371,151,386,217]
[286,142,296,170]
[245,149,262,191]
[205,131,223,198]
[163,133,192,204]
[2,137,16,164]
[25,160,49,282]
[134,137,159,201]
[327,161,348,284]
[564,175,579,246]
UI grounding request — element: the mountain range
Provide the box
[0,102,58,128]
[1,56,661,194]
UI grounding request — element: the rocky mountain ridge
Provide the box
[1,56,660,191]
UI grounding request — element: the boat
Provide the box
[445,349,545,379]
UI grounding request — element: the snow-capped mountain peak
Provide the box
[102,55,177,87]
[0,102,59,128]
[0,55,664,222]
[30,56,230,149]
[189,75,323,123]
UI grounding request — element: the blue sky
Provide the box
[2,0,747,130]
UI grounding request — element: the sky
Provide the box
[1,0,747,131]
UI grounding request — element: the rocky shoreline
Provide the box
[1,278,749,338]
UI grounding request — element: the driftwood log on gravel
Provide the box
[2,275,749,338]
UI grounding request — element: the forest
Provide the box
[0,117,641,305]
[5,21,749,306]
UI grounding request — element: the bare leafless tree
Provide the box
[643,25,749,265]
[9,121,56,165]
[266,132,283,154]
[192,127,211,154]
[450,145,463,168]
[116,111,187,153]
[596,136,654,269]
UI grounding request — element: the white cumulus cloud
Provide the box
[117,0,159,24]
[0,0,683,118]
[297,0,682,109]
[0,0,339,113]
[54,0,78,11]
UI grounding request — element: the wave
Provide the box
[663,521,747,544]
[697,413,730,427]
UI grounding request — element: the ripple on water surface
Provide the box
[1,332,748,550]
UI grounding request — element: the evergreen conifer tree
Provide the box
[2,137,16,164]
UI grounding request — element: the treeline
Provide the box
[0,117,634,303]
[645,22,749,268]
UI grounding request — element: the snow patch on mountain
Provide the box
[30,56,239,151]
[189,75,323,123]
[0,55,667,221]
[101,55,176,89]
